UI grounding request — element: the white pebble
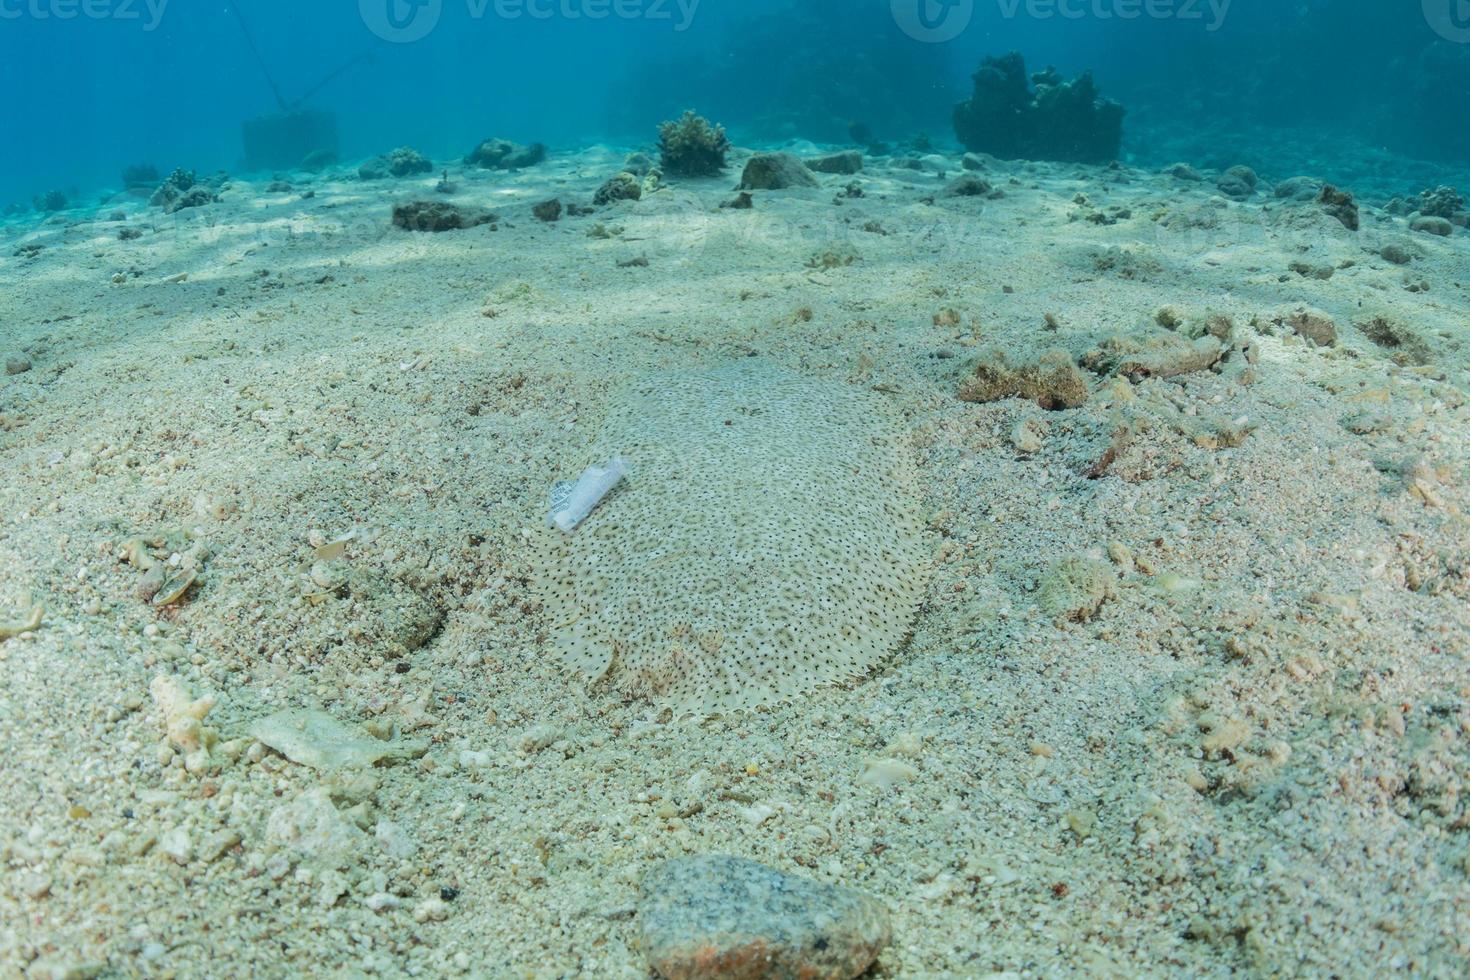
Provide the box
[413,897,449,923]
[364,893,401,912]
[858,758,918,790]
[740,803,776,827]
[158,827,192,865]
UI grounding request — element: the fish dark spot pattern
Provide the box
[531,360,929,716]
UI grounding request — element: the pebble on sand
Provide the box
[5,353,31,375]
[638,854,891,980]
[150,675,218,774]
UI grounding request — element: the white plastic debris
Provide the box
[550,457,628,533]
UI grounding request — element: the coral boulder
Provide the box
[359,147,434,180]
[953,52,1123,164]
[658,110,731,177]
[464,138,546,170]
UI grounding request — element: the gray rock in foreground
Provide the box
[739,153,820,191]
[638,854,891,980]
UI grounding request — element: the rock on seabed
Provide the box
[806,150,864,175]
[638,854,891,980]
[392,200,497,233]
[739,153,819,190]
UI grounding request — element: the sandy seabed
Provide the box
[1,144,1468,978]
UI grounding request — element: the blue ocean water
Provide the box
[0,0,1467,204]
